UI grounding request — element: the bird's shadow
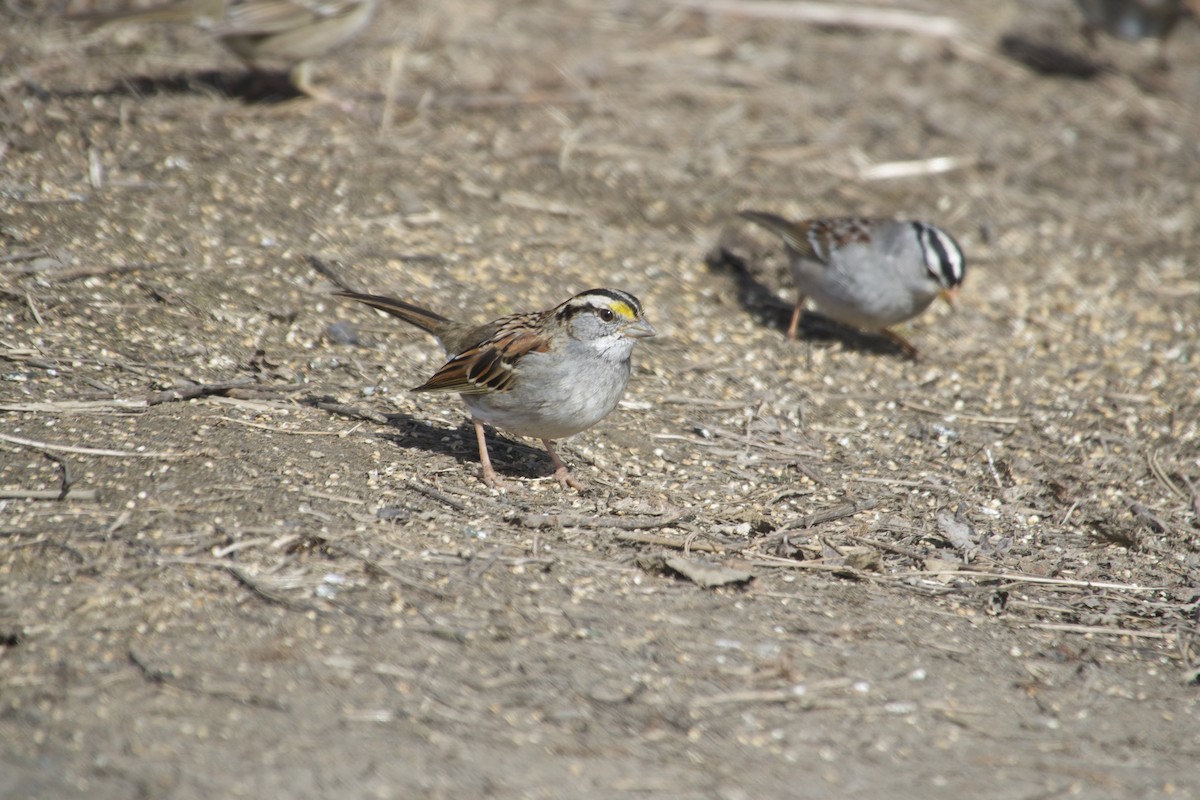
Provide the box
[351,410,562,484]
[26,69,304,105]
[997,32,1109,79]
[997,31,1173,94]
[704,233,911,360]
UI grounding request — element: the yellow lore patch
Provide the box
[610,301,636,320]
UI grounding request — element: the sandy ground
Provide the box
[2,0,1199,797]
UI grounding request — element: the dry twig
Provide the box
[1147,449,1186,499]
[856,155,976,182]
[0,432,182,459]
[145,380,305,406]
[218,416,363,437]
[777,498,879,533]
[1,262,167,282]
[898,401,1021,426]
[671,0,965,39]
[404,479,471,513]
[0,488,99,502]
[314,401,389,425]
[128,645,289,710]
[509,511,693,530]
[691,678,855,709]
[1018,622,1176,640]
[613,530,722,553]
[896,569,1163,592]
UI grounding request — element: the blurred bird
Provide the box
[1073,0,1196,68]
[739,211,965,360]
[70,0,378,102]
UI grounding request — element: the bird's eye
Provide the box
[598,308,616,323]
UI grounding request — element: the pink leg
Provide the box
[541,439,582,490]
[881,328,920,361]
[787,297,806,340]
[289,60,358,111]
[474,419,506,490]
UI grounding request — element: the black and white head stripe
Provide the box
[556,288,644,323]
[912,223,965,289]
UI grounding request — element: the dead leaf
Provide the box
[922,556,963,582]
[663,556,754,588]
[841,546,882,572]
[937,510,976,551]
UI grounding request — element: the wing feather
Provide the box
[414,328,550,395]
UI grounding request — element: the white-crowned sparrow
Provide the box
[335,288,656,490]
[70,0,378,101]
[1073,0,1195,68]
[738,210,965,360]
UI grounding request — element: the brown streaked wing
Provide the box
[222,0,320,35]
[783,222,825,263]
[813,218,873,252]
[414,328,550,395]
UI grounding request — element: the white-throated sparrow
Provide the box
[739,210,965,360]
[1073,0,1195,68]
[70,0,378,101]
[335,288,656,490]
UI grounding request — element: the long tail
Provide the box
[738,209,806,251]
[333,291,449,335]
[68,0,222,30]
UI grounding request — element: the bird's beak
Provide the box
[625,319,657,339]
[939,287,959,310]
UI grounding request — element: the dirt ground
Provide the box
[2,0,1199,797]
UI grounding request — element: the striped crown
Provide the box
[912,222,966,289]
[555,288,645,325]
